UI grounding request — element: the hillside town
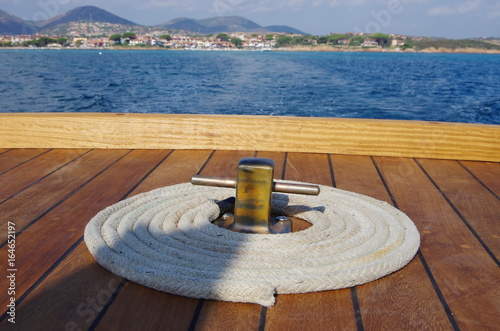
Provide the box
[0,31,421,51]
[0,5,499,53]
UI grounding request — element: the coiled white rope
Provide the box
[84,182,419,307]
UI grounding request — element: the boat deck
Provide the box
[1,148,498,330]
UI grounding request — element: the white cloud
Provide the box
[427,0,481,16]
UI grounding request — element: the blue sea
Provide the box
[0,49,499,124]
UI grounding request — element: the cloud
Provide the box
[427,0,481,16]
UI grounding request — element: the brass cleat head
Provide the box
[191,157,319,234]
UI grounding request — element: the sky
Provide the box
[1,0,499,38]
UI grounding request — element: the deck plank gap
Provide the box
[0,237,85,324]
[90,279,127,331]
[0,149,90,205]
[458,161,500,201]
[0,149,51,176]
[0,150,132,249]
[350,287,364,331]
[416,251,460,331]
[196,150,216,176]
[415,159,500,266]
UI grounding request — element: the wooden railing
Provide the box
[1,113,499,161]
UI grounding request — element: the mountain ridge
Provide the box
[0,9,38,35]
[162,16,305,34]
[0,6,306,35]
[39,6,137,30]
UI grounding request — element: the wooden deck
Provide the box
[1,148,498,330]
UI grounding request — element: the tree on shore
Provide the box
[371,33,392,47]
[231,37,243,47]
[109,34,122,44]
[122,32,137,40]
[118,32,137,45]
[217,33,229,41]
[327,33,348,44]
[56,37,67,46]
[349,36,366,46]
[276,35,293,47]
[317,36,328,44]
[160,34,172,41]
[23,36,56,47]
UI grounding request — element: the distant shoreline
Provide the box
[1,45,499,54]
[274,45,500,54]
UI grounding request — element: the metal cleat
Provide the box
[191,157,320,234]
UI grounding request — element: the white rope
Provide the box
[84,182,420,307]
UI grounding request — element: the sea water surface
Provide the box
[0,49,499,124]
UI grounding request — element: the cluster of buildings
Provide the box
[126,33,278,50]
[0,32,423,50]
[0,32,279,50]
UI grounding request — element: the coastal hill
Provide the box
[39,6,137,31]
[0,6,306,36]
[162,16,305,34]
[0,9,38,35]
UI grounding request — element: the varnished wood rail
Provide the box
[1,113,499,161]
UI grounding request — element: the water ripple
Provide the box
[0,49,499,124]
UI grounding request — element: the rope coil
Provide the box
[84,182,420,307]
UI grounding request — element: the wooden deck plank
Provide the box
[416,158,500,258]
[255,151,286,180]
[0,148,48,174]
[2,149,498,330]
[459,160,500,198]
[283,152,333,186]
[0,149,129,243]
[0,150,170,314]
[97,282,198,331]
[198,150,255,177]
[195,150,263,331]
[265,153,357,331]
[373,156,500,330]
[330,155,453,330]
[0,241,123,331]
[127,149,213,191]
[0,149,88,202]
[94,150,213,331]
[196,303,263,331]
